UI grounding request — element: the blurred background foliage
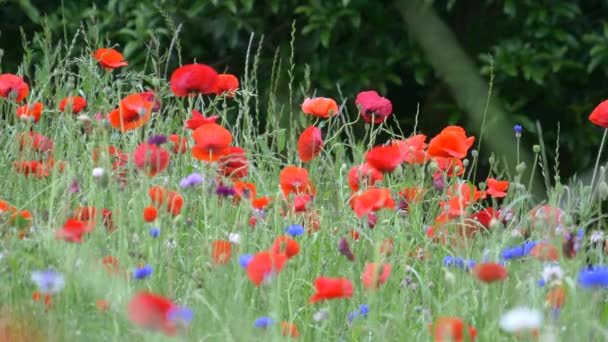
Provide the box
[1,0,608,178]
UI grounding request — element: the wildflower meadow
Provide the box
[3,24,608,342]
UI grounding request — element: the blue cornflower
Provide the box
[358,304,369,317]
[31,268,65,294]
[133,264,153,279]
[285,224,305,237]
[149,227,160,238]
[578,266,608,288]
[501,240,542,260]
[239,254,254,268]
[254,316,275,328]
[514,125,523,134]
[466,259,476,269]
[179,172,204,188]
[538,278,545,287]
[443,256,464,268]
[168,307,194,325]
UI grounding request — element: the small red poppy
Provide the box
[246,251,288,286]
[17,132,53,154]
[13,160,51,178]
[55,218,93,243]
[213,73,239,97]
[0,73,29,102]
[393,134,429,164]
[133,143,170,176]
[301,97,339,118]
[149,186,184,216]
[530,241,559,262]
[192,123,233,161]
[362,263,391,290]
[168,134,188,154]
[472,262,508,283]
[94,48,128,70]
[347,163,383,192]
[427,126,475,159]
[143,206,158,222]
[365,144,404,173]
[211,240,232,265]
[271,236,300,259]
[170,64,219,96]
[280,321,299,338]
[309,277,354,303]
[297,126,323,162]
[355,90,392,123]
[589,100,608,128]
[16,102,43,122]
[184,110,220,130]
[218,146,249,179]
[106,93,153,132]
[279,166,316,197]
[485,178,509,198]
[430,316,477,342]
[350,188,395,218]
[127,292,178,335]
[59,96,87,114]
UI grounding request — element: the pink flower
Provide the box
[355,91,393,123]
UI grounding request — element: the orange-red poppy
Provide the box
[365,144,404,173]
[184,110,219,130]
[94,48,128,70]
[55,218,93,243]
[16,102,43,122]
[170,63,218,96]
[218,146,249,179]
[546,285,566,310]
[279,166,316,197]
[149,186,184,216]
[485,178,509,198]
[530,241,559,261]
[589,100,608,128]
[280,322,299,339]
[271,236,300,259]
[191,123,233,161]
[246,251,288,286]
[17,132,53,154]
[427,126,475,159]
[297,126,323,162]
[127,292,179,335]
[59,96,87,114]
[143,206,158,222]
[434,157,464,177]
[472,262,508,283]
[0,73,29,102]
[362,262,391,290]
[13,160,51,178]
[309,277,354,303]
[393,134,429,164]
[132,143,170,176]
[350,187,395,218]
[301,97,339,118]
[211,240,232,265]
[106,93,153,131]
[430,316,477,342]
[347,163,383,192]
[213,73,239,97]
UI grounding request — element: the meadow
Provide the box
[1,28,608,342]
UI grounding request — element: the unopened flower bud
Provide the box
[533,145,541,153]
[516,162,526,174]
[599,181,608,201]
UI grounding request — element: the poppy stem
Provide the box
[590,128,608,192]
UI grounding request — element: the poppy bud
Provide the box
[533,145,541,153]
[516,163,526,174]
[488,155,495,165]
[471,149,478,158]
[462,158,469,167]
[599,181,608,201]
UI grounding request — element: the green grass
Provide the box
[0,26,607,342]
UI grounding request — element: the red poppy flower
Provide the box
[272,236,300,259]
[55,218,93,243]
[472,262,508,283]
[309,277,354,303]
[355,90,392,123]
[218,146,249,179]
[192,123,233,161]
[72,206,114,232]
[94,48,128,70]
[13,160,50,178]
[347,163,383,192]
[362,263,391,290]
[546,285,566,310]
[430,316,477,342]
[485,178,509,198]
[101,255,120,275]
[246,251,288,286]
[16,102,43,122]
[127,292,178,335]
[293,194,311,212]
[428,126,475,159]
[0,73,28,102]
[589,100,608,128]
[434,157,464,177]
[170,64,218,96]
[365,144,404,172]
[184,110,220,130]
[350,188,395,218]
[279,166,316,196]
[297,126,323,162]
[301,97,339,118]
[211,240,232,265]
[149,186,184,216]
[133,143,170,176]
[398,187,426,204]
[59,96,87,114]
[280,322,299,338]
[17,132,53,154]
[168,134,188,154]
[106,93,153,131]
[252,196,272,210]
[447,182,482,205]
[530,241,559,261]
[213,74,239,97]
[393,135,429,164]
[143,206,158,222]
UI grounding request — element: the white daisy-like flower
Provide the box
[590,230,604,243]
[499,307,542,333]
[92,167,105,178]
[229,233,240,244]
[313,308,329,322]
[541,264,564,283]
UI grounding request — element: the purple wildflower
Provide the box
[216,185,236,197]
[179,173,204,188]
[133,264,153,279]
[147,134,167,145]
[31,268,65,294]
[339,237,355,261]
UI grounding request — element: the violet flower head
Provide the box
[68,179,80,194]
[31,268,65,294]
[147,134,168,146]
[215,185,236,197]
[179,172,204,188]
[133,264,153,279]
[168,306,194,326]
[339,237,355,262]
